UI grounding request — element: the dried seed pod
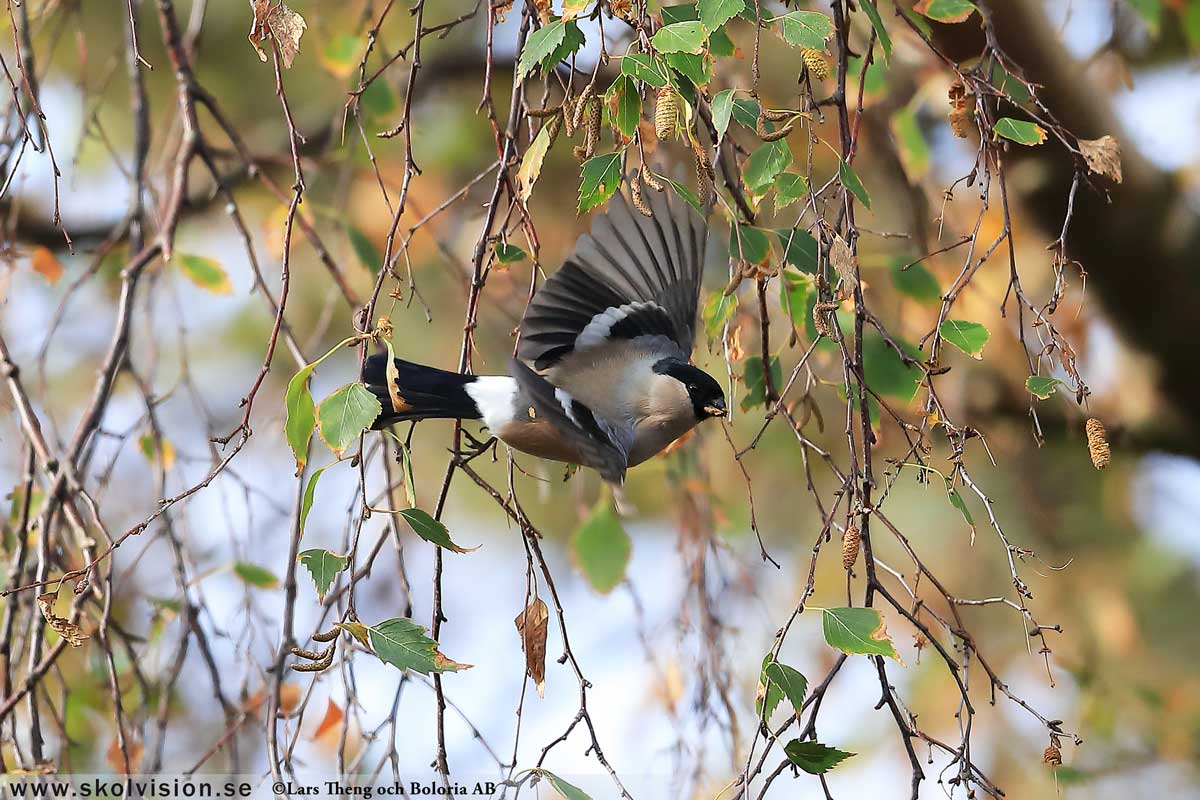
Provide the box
[948,106,973,139]
[813,300,838,338]
[630,171,653,217]
[762,108,796,122]
[37,592,89,648]
[829,235,858,289]
[545,112,562,144]
[722,269,745,297]
[1078,135,1123,183]
[1043,744,1062,767]
[756,112,794,142]
[585,93,601,152]
[801,48,830,81]
[655,87,678,140]
[842,524,860,570]
[571,83,594,131]
[610,0,636,22]
[1085,418,1110,470]
[641,166,665,192]
[948,79,969,110]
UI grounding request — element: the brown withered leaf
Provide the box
[36,592,88,647]
[312,698,344,740]
[248,0,307,69]
[1078,135,1122,183]
[30,246,64,285]
[106,736,143,775]
[829,235,858,290]
[514,597,549,698]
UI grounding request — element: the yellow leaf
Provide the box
[37,591,89,647]
[138,433,176,472]
[516,122,554,204]
[30,246,64,285]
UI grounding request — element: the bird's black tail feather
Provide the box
[363,353,480,429]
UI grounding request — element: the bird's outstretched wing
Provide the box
[517,186,707,372]
[509,357,632,484]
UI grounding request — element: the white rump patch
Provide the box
[465,376,517,432]
[575,301,667,350]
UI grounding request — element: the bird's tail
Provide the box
[363,353,481,429]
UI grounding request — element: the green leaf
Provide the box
[764,660,808,715]
[743,139,792,193]
[838,157,871,209]
[699,0,744,31]
[571,502,631,594]
[321,34,359,78]
[1025,375,1062,400]
[783,740,855,774]
[298,549,349,601]
[988,61,1031,105]
[577,152,623,213]
[860,0,892,61]
[665,175,702,213]
[891,106,930,179]
[1129,0,1162,30]
[863,331,923,401]
[177,254,232,295]
[890,258,941,304]
[731,98,761,130]
[621,53,668,88]
[609,75,642,138]
[368,617,471,674]
[772,172,808,209]
[779,269,812,326]
[299,466,326,537]
[285,365,316,472]
[397,507,478,553]
[664,51,711,87]
[661,3,699,24]
[947,486,975,529]
[494,242,528,264]
[778,11,834,49]
[651,21,708,54]
[316,383,382,457]
[708,25,735,56]
[703,291,738,341]
[915,0,978,23]
[234,562,279,590]
[543,20,586,71]
[539,772,591,800]
[939,319,990,359]
[518,21,567,81]
[348,225,381,274]
[710,88,735,141]
[756,654,784,720]
[728,224,771,264]
[360,80,397,117]
[775,228,818,273]
[821,607,901,660]
[741,356,782,411]
[993,117,1047,146]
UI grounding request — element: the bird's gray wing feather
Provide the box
[510,358,631,484]
[518,187,707,371]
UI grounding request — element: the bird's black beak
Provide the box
[704,398,727,419]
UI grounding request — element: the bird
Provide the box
[363,185,725,484]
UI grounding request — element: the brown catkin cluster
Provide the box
[630,172,653,217]
[693,141,715,206]
[813,300,838,338]
[801,48,830,81]
[655,88,678,140]
[842,524,860,570]
[1043,744,1063,767]
[948,80,974,139]
[1086,418,1110,470]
